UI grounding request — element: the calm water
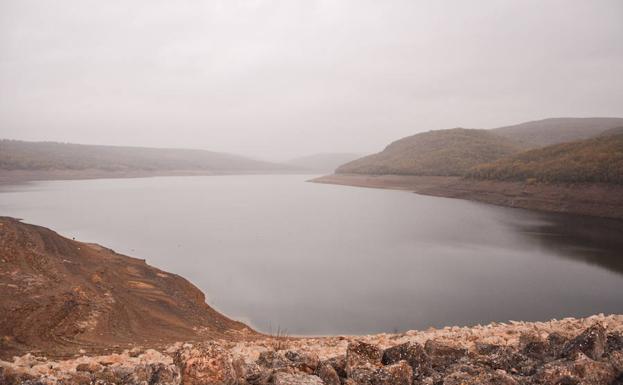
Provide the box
[1,175,622,335]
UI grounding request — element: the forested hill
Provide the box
[492,117,623,147]
[336,128,527,176]
[0,140,288,173]
[468,133,623,184]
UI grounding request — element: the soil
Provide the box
[0,217,255,360]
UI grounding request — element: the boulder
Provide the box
[324,355,347,378]
[371,360,412,385]
[535,353,617,385]
[174,343,236,385]
[561,324,606,360]
[348,367,377,385]
[546,332,568,357]
[519,332,548,359]
[382,342,431,378]
[75,361,102,373]
[316,362,340,385]
[285,350,320,373]
[442,367,518,385]
[345,341,383,376]
[257,350,292,371]
[607,332,623,354]
[424,340,467,369]
[272,372,324,385]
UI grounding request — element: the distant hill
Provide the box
[0,140,287,173]
[336,128,526,176]
[492,117,623,147]
[598,126,623,137]
[287,153,362,172]
[468,133,623,184]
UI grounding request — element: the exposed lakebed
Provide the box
[1,174,622,335]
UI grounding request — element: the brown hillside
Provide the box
[468,133,623,184]
[0,217,253,359]
[336,128,525,176]
[0,140,286,173]
[492,117,623,147]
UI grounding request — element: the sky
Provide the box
[1,0,622,161]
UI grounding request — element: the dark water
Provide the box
[1,175,622,335]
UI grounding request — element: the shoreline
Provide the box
[0,169,310,186]
[311,173,623,220]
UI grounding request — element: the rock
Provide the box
[607,331,623,354]
[316,362,340,385]
[75,361,102,373]
[519,332,547,358]
[348,367,377,385]
[475,343,503,356]
[129,347,143,357]
[285,350,320,373]
[345,341,383,376]
[442,367,518,385]
[535,353,617,385]
[561,323,606,360]
[244,363,271,385]
[324,355,347,378]
[257,350,291,370]
[382,342,431,378]
[424,340,467,369]
[174,343,236,385]
[371,360,412,385]
[272,372,324,385]
[546,332,568,357]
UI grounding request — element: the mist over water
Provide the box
[1,174,622,335]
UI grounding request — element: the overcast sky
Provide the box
[1,0,622,160]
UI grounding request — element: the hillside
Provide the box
[0,140,286,173]
[0,217,252,359]
[468,133,623,184]
[287,153,362,172]
[492,117,623,147]
[336,128,526,176]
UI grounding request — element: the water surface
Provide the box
[1,175,622,335]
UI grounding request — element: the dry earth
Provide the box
[0,217,254,360]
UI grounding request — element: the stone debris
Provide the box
[1,314,623,385]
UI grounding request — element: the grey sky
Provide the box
[1,0,622,160]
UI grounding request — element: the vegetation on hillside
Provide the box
[0,140,284,172]
[492,117,623,147]
[336,128,526,176]
[468,134,623,184]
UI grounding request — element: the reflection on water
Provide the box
[512,213,623,275]
[1,175,622,335]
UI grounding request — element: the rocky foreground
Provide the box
[2,314,623,384]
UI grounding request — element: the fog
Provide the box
[1,0,622,160]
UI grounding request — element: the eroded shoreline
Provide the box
[311,174,623,219]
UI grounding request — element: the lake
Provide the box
[1,174,622,335]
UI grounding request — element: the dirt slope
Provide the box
[0,217,253,359]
